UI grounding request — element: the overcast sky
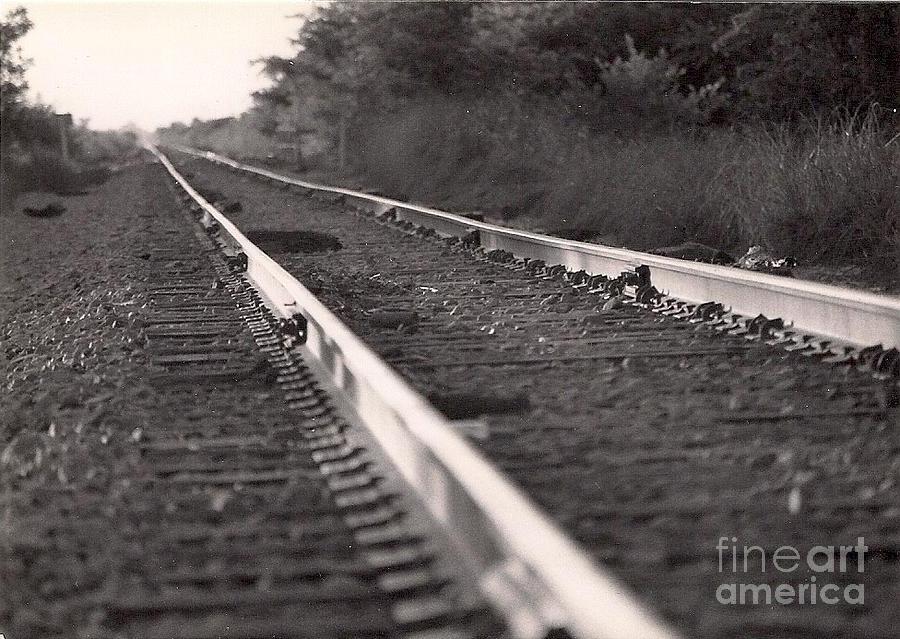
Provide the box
[17,2,313,130]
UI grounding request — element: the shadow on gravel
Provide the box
[22,202,66,218]
[427,391,531,419]
[244,229,343,253]
[149,358,278,389]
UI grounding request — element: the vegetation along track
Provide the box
[161,146,900,639]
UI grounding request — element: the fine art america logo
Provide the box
[716,536,868,606]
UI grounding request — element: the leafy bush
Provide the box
[573,35,725,134]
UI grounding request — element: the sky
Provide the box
[14,1,315,130]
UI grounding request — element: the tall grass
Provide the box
[349,97,899,278]
[715,110,900,270]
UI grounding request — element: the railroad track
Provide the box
[150,146,899,639]
[178,147,900,354]
[134,209,510,639]
[149,147,678,639]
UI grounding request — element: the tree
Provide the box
[689,4,900,120]
[190,1,899,156]
[0,5,33,145]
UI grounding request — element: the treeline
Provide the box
[191,3,899,146]
[158,3,899,282]
[1,7,140,211]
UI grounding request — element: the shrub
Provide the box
[583,35,725,134]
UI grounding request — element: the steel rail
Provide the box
[149,145,680,639]
[176,146,900,350]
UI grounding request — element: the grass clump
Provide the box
[715,109,899,272]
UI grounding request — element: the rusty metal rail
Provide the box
[148,145,681,639]
[176,146,900,352]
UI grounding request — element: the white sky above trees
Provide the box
[16,1,312,130]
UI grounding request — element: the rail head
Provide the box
[149,145,681,639]
[177,145,900,350]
